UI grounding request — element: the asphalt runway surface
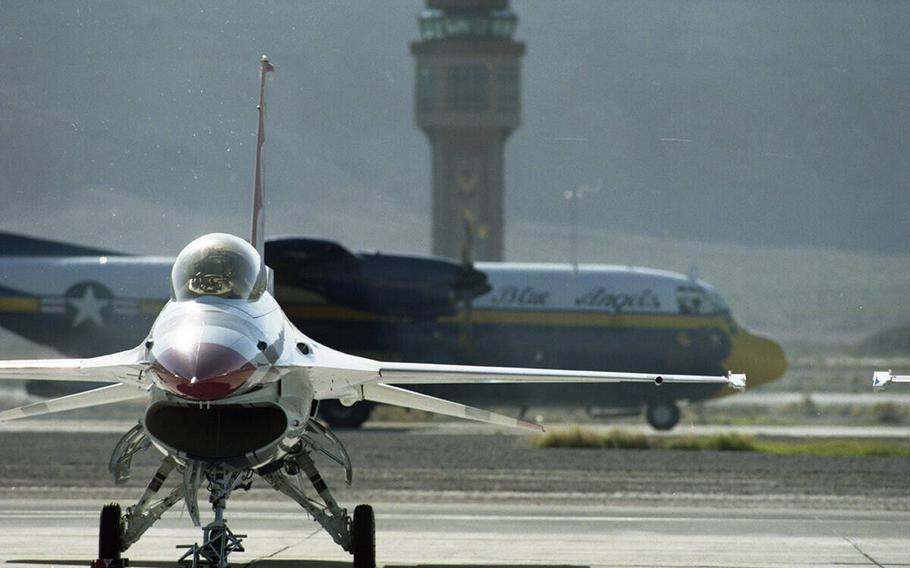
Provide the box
[0,422,908,567]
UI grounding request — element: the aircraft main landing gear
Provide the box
[351,504,376,568]
[259,426,376,568]
[93,453,185,568]
[93,504,126,568]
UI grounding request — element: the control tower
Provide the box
[411,0,525,261]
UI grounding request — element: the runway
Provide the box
[3,416,910,439]
[0,499,908,567]
[0,422,908,567]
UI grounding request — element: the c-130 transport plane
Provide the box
[0,58,745,568]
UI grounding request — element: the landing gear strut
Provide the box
[259,429,375,568]
[93,454,185,568]
[96,422,374,568]
[176,466,250,568]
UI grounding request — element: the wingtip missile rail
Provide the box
[873,370,910,392]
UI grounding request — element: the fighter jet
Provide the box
[873,370,910,391]
[0,57,745,568]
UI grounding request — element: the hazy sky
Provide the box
[1,1,908,257]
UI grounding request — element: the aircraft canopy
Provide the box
[171,233,266,301]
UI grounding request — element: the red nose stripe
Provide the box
[152,343,255,400]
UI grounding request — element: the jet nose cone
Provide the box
[152,342,256,400]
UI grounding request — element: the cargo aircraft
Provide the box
[0,58,746,568]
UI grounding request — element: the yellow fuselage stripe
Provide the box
[0,297,40,312]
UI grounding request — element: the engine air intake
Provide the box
[145,404,287,460]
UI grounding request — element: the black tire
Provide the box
[98,503,123,560]
[351,504,375,568]
[319,400,373,428]
[646,402,680,431]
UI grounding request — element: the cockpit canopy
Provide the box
[170,233,266,301]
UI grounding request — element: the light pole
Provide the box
[564,178,602,274]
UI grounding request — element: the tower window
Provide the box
[445,64,489,112]
[417,64,439,112]
[496,64,519,112]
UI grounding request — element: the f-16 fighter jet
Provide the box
[0,57,745,568]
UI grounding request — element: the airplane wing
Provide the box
[0,383,146,421]
[873,370,910,392]
[304,348,745,430]
[376,362,746,389]
[362,383,544,431]
[0,345,146,384]
[0,346,148,423]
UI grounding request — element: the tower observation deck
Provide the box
[411,0,525,261]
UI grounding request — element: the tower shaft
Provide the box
[412,0,524,261]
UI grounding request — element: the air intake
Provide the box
[145,403,287,460]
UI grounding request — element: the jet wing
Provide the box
[0,345,146,384]
[376,362,746,389]
[0,346,148,423]
[0,383,145,421]
[361,382,544,431]
[303,347,745,430]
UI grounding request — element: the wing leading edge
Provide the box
[375,362,746,390]
[0,382,146,422]
[0,346,146,384]
[0,346,148,423]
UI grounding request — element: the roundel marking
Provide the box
[64,281,114,327]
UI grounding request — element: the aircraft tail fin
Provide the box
[250,55,275,260]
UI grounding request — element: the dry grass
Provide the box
[532,426,910,456]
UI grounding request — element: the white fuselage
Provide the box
[142,294,314,469]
